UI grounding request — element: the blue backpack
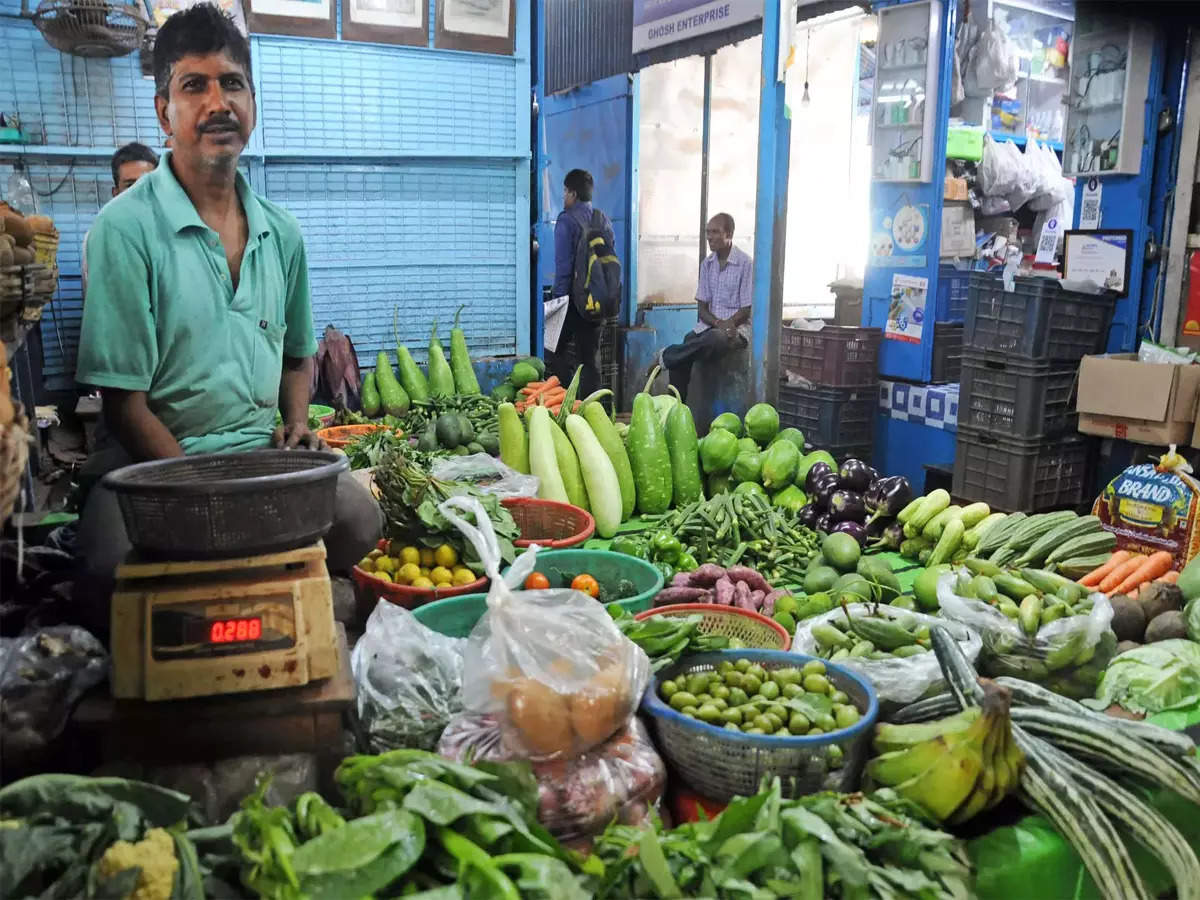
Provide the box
[571,209,622,322]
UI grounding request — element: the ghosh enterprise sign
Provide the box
[632,0,762,53]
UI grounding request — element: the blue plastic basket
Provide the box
[640,649,879,802]
[936,265,971,323]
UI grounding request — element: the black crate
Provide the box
[964,273,1115,362]
[932,322,963,384]
[780,325,882,387]
[952,427,1089,512]
[823,439,875,466]
[959,356,1078,438]
[778,383,876,448]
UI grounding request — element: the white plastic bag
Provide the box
[350,600,466,751]
[431,453,539,499]
[936,572,1117,699]
[438,714,665,849]
[967,22,1019,95]
[792,603,982,706]
[978,136,1022,199]
[442,495,651,761]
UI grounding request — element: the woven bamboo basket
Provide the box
[1,407,30,523]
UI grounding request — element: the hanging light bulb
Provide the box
[801,29,812,106]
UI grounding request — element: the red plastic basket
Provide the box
[351,539,488,610]
[502,497,595,548]
[635,603,791,651]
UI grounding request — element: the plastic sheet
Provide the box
[438,714,665,847]
[442,495,650,760]
[350,600,466,752]
[792,603,982,705]
[937,572,1116,699]
[431,453,539,499]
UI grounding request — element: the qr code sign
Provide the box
[1082,196,1101,226]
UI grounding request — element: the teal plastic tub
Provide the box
[415,550,664,636]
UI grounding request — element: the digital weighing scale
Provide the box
[110,541,339,701]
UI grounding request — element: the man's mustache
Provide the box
[199,115,241,133]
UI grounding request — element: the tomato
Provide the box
[571,573,600,598]
[524,572,551,590]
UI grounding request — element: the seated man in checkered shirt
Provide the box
[661,213,752,402]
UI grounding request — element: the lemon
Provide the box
[373,571,393,583]
[434,544,459,568]
[397,563,421,584]
[367,548,384,560]
[430,566,454,586]
[399,546,421,565]
[452,568,477,586]
[357,556,375,572]
[411,576,435,589]
[419,548,436,567]
[419,567,431,577]
[373,556,396,574]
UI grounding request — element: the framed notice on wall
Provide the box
[1063,229,1132,299]
[244,0,335,38]
[435,0,514,55]
[341,0,427,44]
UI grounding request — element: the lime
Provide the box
[399,546,421,565]
[357,557,375,572]
[410,576,435,589]
[373,556,396,574]
[430,566,454,586]
[419,548,436,568]
[434,544,459,568]
[397,563,421,585]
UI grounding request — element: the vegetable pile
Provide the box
[886,490,998,564]
[810,607,934,662]
[653,563,792,617]
[357,540,479,590]
[592,778,973,899]
[796,457,913,546]
[608,605,737,671]
[659,657,862,743]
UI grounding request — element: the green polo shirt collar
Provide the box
[157,156,272,245]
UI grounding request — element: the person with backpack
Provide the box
[550,168,620,395]
[660,213,752,402]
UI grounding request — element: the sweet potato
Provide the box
[713,576,735,606]
[671,572,694,588]
[734,581,753,610]
[690,564,728,588]
[727,565,771,594]
[653,586,712,606]
[749,590,765,611]
[762,589,788,617]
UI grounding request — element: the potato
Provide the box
[569,663,630,747]
[1108,594,1146,642]
[506,677,573,757]
[1114,639,1142,656]
[11,246,32,265]
[1140,582,1184,623]
[1,213,32,247]
[25,215,54,234]
[1144,610,1188,643]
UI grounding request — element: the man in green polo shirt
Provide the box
[75,3,380,592]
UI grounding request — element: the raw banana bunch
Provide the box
[866,680,1024,824]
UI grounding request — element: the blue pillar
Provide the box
[750,0,792,406]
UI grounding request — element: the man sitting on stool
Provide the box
[662,213,752,402]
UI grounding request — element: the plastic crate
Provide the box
[964,273,1116,361]
[952,427,1090,512]
[935,266,971,322]
[959,356,1078,438]
[778,383,876,447]
[822,439,874,466]
[780,325,881,387]
[932,322,963,383]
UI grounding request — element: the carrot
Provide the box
[1112,550,1174,596]
[1156,570,1180,585]
[1098,553,1147,593]
[1079,550,1132,587]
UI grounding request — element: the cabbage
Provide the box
[1085,639,1200,715]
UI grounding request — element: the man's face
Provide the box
[155,51,255,172]
[706,220,732,254]
[113,160,156,197]
[563,186,577,209]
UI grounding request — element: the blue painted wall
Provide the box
[0,0,531,392]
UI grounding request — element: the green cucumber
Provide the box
[627,367,673,514]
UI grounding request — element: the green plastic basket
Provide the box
[415,550,664,636]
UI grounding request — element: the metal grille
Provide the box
[544,0,634,95]
[265,161,519,363]
[0,24,159,147]
[255,38,518,154]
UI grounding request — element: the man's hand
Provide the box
[272,421,329,451]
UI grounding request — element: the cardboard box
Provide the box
[944,176,968,201]
[940,202,976,258]
[1076,354,1200,445]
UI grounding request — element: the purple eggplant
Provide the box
[797,503,821,528]
[815,512,833,533]
[867,475,914,522]
[813,473,842,508]
[838,458,875,492]
[832,520,868,544]
[829,489,867,523]
[865,515,889,539]
[869,519,906,551]
[805,461,834,493]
